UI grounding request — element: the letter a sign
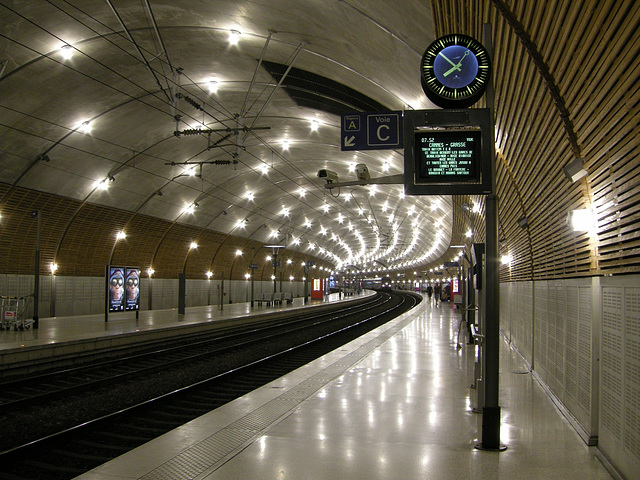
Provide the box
[341,111,403,151]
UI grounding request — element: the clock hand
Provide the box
[443,50,470,77]
[438,51,458,68]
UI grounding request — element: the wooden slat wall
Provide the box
[0,183,333,280]
[432,0,640,281]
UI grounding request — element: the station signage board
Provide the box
[341,111,403,151]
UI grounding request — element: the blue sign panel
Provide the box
[341,111,403,151]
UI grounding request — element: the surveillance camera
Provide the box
[317,169,339,183]
[355,163,370,181]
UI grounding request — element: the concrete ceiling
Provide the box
[0,0,454,276]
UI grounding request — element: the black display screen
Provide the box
[414,130,481,183]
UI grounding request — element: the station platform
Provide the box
[75,294,613,480]
[0,292,373,372]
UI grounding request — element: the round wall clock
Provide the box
[420,34,491,109]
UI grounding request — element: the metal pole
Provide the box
[272,253,277,294]
[32,210,40,329]
[475,23,505,452]
[178,272,186,314]
[220,272,224,311]
[478,194,504,451]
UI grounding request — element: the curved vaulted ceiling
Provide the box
[0,0,450,279]
[1,0,639,283]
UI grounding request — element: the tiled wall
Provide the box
[501,275,640,479]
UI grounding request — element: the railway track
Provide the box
[0,291,420,480]
[0,293,383,413]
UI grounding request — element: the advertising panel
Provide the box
[125,267,140,311]
[108,266,126,312]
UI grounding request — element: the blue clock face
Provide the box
[420,34,490,109]
[433,45,479,89]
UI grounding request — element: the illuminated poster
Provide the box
[108,266,125,312]
[125,267,140,311]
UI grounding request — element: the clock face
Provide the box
[421,34,490,108]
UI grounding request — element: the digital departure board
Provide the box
[403,109,493,195]
[414,130,481,183]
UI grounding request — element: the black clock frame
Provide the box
[421,33,491,109]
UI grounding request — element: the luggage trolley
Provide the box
[1,295,34,331]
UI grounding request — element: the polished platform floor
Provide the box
[75,295,613,480]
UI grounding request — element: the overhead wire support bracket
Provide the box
[173,126,270,137]
[323,174,404,189]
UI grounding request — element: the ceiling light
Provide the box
[50,263,58,273]
[208,80,219,93]
[206,271,213,278]
[245,191,254,201]
[95,179,109,191]
[60,44,73,60]
[282,139,289,150]
[229,29,241,45]
[501,254,512,265]
[310,119,319,131]
[116,231,126,240]
[190,241,198,249]
[236,249,243,256]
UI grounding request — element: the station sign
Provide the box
[341,111,403,151]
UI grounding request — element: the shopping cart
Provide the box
[1,295,34,330]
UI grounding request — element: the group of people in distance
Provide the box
[425,283,442,306]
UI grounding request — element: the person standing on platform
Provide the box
[434,282,441,307]
[426,284,433,305]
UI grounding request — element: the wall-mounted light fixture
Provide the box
[567,208,595,232]
[563,157,588,183]
[517,216,528,229]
